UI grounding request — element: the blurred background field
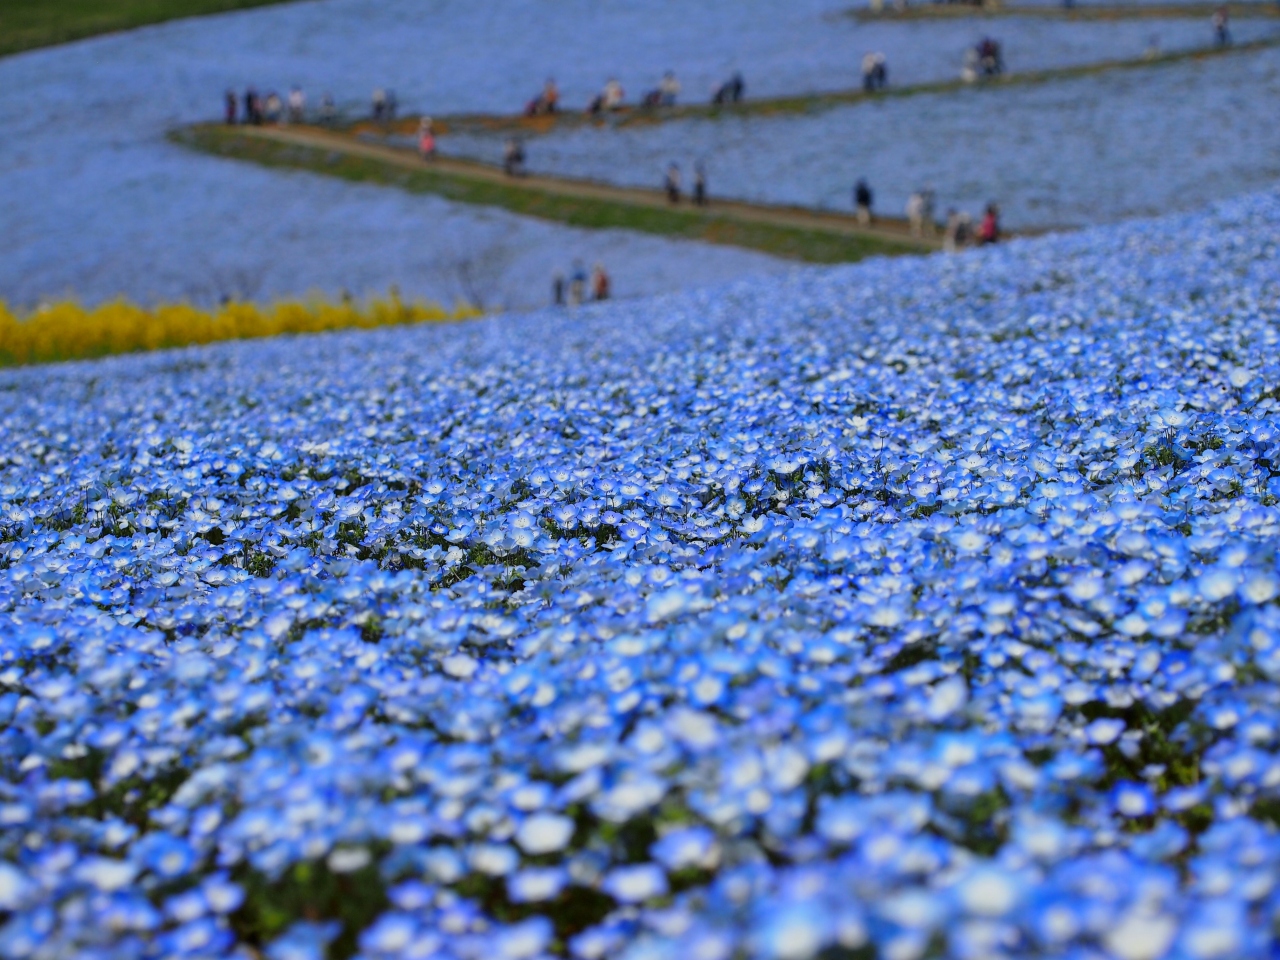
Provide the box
[0,0,289,58]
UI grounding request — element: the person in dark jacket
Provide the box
[854,178,873,225]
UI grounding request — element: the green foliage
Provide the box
[0,0,295,59]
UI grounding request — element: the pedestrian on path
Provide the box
[552,272,565,306]
[854,178,873,225]
[418,117,437,161]
[592,263,611,301]
[503,138,526,177]
[665,163,682,204]
[694,161,707,207]
[569,261,587,306]
[1213,6,1231,45]
[978,203,1000,245]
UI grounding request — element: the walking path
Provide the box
[354,35,1279,139]
[850,1,1280,21]
[179,123,939,261]
[175,35,1275,265]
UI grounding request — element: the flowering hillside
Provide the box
[2,192,1280,959]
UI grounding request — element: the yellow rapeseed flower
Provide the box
[0,293,481,367]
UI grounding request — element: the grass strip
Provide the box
[409,36,1280,137]
[172,126,928,265]
[0,0,295,60]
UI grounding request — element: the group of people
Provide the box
[552,262,611,306]
[226,87,334,126]
[962,37,1004,82]
[711,72,746,105]
[525,78,561,116]
[641,71,682,108]
[861,52,889,92]
[855,178,1001,249]
[664,162,708,205]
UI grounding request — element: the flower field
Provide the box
[0,296,475,368]
[2,189,1280,960]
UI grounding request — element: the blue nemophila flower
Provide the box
[4,191,1280,956]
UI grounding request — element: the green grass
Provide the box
[0,0,296,59]
[172,126,929,265]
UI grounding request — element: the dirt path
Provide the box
[221,124,943,248]
[355,36,1279,139]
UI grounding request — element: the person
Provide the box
[418,117,437,161]
[288,87,305,125]
[264,92,283,124]
[665,163,681,204]
[569,261,587,305]
[503,138,526,176]
[372,88,387,121]
[906,191,925,237]
[961,47,980,84]
[920,187,936,236]
[659,70,681,106]
[1213,6,1230,45]
[552,272,565,306]
[244,87,260,125]
[544,78,559,113]
[873,53,887,89]
[224,90,237,125]
[862,52,879,92]
[694,161,707,206]
[978,203,1000,244]
[854,178,873,225]
[730,72,745,102]
[591,263,611,301]
[603,78,625,110]
[944,209,962,253]
[586,93,605,115]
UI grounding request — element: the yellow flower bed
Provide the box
[0,294,481,367]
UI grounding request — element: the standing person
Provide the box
[659,70,681,106]
[730,72,745,102]
[592,264,611,301]
[944,209,962,253]
[372,88,386,121]
[503,138,526,176]
[978,203,1000,244]
[603,78,625,110]
[906,191,925,237]
[264,92,283,124]
[224,90,237,125]
[694,161,707,206]
[569,261,587,306]
[1213,6,1230,45]
[418,117,436,161]
[287,86,305,124]
[665,163,682,204]
[544,77,560,114]
[862,52,878,92]
[244,87,258,125]
[854,178,873,225]
[552,272,565,306]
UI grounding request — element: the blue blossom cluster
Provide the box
[3,193,1280,960]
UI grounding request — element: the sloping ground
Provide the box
[0,0,294,59]
[2,191,1280,958]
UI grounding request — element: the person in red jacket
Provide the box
[978,203,1000,245]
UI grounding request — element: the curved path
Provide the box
[182,123,939,257]
[352,35,1279,139]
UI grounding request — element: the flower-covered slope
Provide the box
[2,194,1280,960]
